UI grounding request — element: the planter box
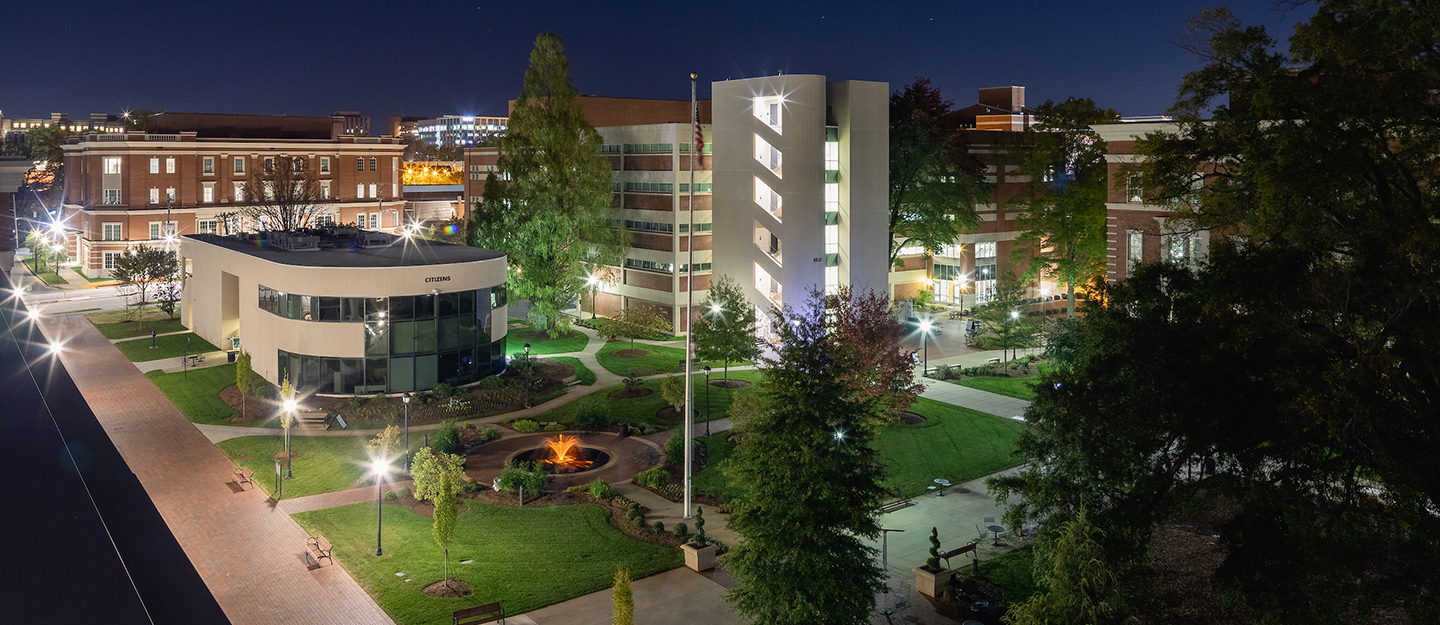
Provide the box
[683,543,717,572]
[913,566,956,597]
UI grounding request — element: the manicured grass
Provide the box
[533,370,764,427]
[72,266,114,283]
[692,433,747,501]
[93,318,189,339]
[218,435,374,499]
[874,398,1025,497]
[548,357,596,386]
[292,501,682,623]
[506,325,589,356]
[145,363,272,427]
[975,543,1039,603]
[593,340,744,377]
[949,363,1054,400]
[114,332,220,362]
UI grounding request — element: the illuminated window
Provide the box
[825,141,839,171]
[357,184,364,198]
[320,180,331,198]
[292,157,303,173]
[166,187,175,203]
[754,135,782,178]
[103,252,120,270]
[149,158,159,174]
[754,177,781,220]
[103,157,121,174]
[368,184,377,199]
[975,241,997,259]
[203,184,214,203]
[234,182,245,201]
[754,263,781,307]
[754,220,781,265]
[825,224,838,254]
[166,158,175,174]
[197,220,218,234]
[753,95,783,134]
[234,157,245,174]
[102,189,122,205]
[1127,174,1143,203]
[202,157,214,174]
[102,223,122,241]
[320,157,330,173]
[1127,230,1142,273]
[149,188,160,204]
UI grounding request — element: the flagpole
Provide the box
[683,72,696,520]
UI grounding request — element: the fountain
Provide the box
[511,434,612,475]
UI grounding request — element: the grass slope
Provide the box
[114,333,220,362]
[292,501,682,624]
[594,340,743,377]
[145,363,273,427]
[532,370,763,427]
[506,325,589,356]
[547,357,596,386]
[218,435,373,499]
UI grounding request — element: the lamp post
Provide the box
[372,458,390,556]
[402,392,411,468]
[523,343,531,408]
[184,334,190,380]
[587,276,599,320]
[703,365,711,437]
[918,319,932,377]
[282,398,296,479]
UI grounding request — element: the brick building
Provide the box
[61,115,404,277]
[1094,119,1208,282]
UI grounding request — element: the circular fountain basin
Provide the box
[507,445,614,475]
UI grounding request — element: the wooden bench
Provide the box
[453,602,504,625]
[234,466,254,490]
[307,534,333,566]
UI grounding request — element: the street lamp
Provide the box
[703,366,712,437]
[586,276,599,319]
[372,458,391,556]
[402,392,412,468]
[918,319,933,377]
[28,309,40,322]
[523,343,531,408]
[282,398,297,479]
[47,341,63,356]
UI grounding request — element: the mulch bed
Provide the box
[509,328,583,343]
[422,579,472,598]
[655,407,699,422]
[612,348,652,358]
[383,494,437,518]
[609,388,653,399]
[900,412,927,425]
[708,379,751,389]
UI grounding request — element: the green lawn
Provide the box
[93,318,189,339]
[292,501,682,624]
[594,340,744,377]
[974,543,1039,604]
[71,266,114,283]
[506,325,589,356]
[114,332,220,362]
[689,396,1024,501]
[218,435,377,499]
[547,357,596,386]
[533,370,764,427]
[145,363,273,427]
[950,363,1053,400]
[692,433,747,501]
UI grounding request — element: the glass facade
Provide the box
[264,285,506,393]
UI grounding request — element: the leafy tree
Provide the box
[660,376,686,413]
[410,447,465,502]
[156,276,181,320]
[825,286,923,430]
[724,291,887,625]
[1012,98,1120,318]
[473,33,627,334]
[972,271,1037,368]
[600,306,668,351]
[612,566,634,625]
[367,425,403,460]
[23,229,52,274]
[726,392,765,430]
[497,460,548,495]
[236,156,327,231]
[1004,510,1135,625]
[887,79,989,267]
[111,245,177,330]
[235,350,255,420]
[432,471,458,592]
[693,275,760,380]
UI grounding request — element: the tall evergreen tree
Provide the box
[473,33,626,334]
[724,292,887,625]
[692,275,760,380]
[1012,98,1120,317]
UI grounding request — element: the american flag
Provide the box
[692,100,704,166]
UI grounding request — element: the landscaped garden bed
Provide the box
[934,356,1052,401]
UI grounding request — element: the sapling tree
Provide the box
[410,447,465,502]
[235,350,255,420]
[432,471,458,591]
[612,566,634,625]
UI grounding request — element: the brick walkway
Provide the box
[40,314,395,625]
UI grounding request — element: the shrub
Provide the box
[346,396,363,410]
[673,522,688,538]
[397,486,412,499]
[481,427,500,441]
[501,416,515,424]
[432,382,453,399]
[574,397,611,428]
[370,392,387,405]
[661,376,686,411]
[691,506,708,546]
[513,419,540,433]
[634,466,670,489]
[934,364,954,380]
[566,485,589,494]
[589,479,615,499]
[461,478,482,494]
[632,515,646,527]
[497,460,549,495]
[543,423,565,432]
[652,521,665,533]
[477,375,503,389]
[622,375,644,392]
[665,432,696,465]
[383,490,398,501]
[435,419,460,455]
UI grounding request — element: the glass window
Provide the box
[459,289,476,316]
[490,337,506,375]
[390,321,416,355]
[414,355,438,391]
[439,317,459,351]
[203,157,214,174]
[365,358,388,392]
[491,284,507,307]
[342,298,365,322]
[287,294,305,319]
[413,294,434,320]
[300,295,313,321]
[342,359,363,394]
[415,321,437,353]
[439,292,459,318]
[320,157,330,173]
[390,295,414,321]
[234,157,245,174]
[319,358,341,394]
[439,352,460,386]
[389,357,414,393]
[317,297,341,321]
[458,312,478,349]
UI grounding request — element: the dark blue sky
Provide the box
[3,1,1314,124]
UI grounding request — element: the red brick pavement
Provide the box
[41,315,395,625]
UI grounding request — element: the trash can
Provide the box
[618,423,630,438]
[227,350,239,363]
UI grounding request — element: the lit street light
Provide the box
[372,458,391,556]
[918,319,933,377]
[586,276,599,319]
[703,365,712,437]
[523,343,531,408]
[47,341,63,355]
[402,392,412,469]
[283,398,297,479]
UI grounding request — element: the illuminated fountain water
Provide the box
[512,434,611,475]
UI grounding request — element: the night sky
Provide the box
[4,1,1314,124]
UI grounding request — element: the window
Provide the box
[149,222,162,240]
[102,189,122,205]
[975,241,997,259]
[1127,230,1143,272]
[825,224,838,254]
[102,223,122,241]
[754,177,781,219]
[825,139,839,171]
[149,158,159,174]
[102,252,120,270]
[320,180,331,198]
[320,157,330,173]
[624,258,675,273]
[203,184,214,203]
[754,134,782,177]
[233,182,245,201]
[356,157,364,172]
[234,157,245,174]
[149,188,160,204]
[369,213,379,229]
[753,95,783,133]
[368,184,377,199]
[292,157,303,173]
[369,157,377,171]
[103,157,121,174]
[166,187,175,203]
[315,214,335,226]
[202,157,214,174]
[165,157,175,174]
[1127,174,1143,203]
[197,220,218,234]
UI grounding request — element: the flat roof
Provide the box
[184,232,503,268]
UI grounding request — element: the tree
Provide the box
[693,275,761,380]
[1004,510,1135,625]
[600,306,668,351]
[367,425,403,460]
[972,271,1037,368]
[724,291,887,625]
[726,392,765,430]
[432,471,458,592]
[660,376,686,413]
[473,33,627,335]
[410,447,465,502]
[236,156,328,231]
[825,286,924,430]
[156,276,181,320]
[235,350,255,420]
[611,567,634,625]
[23,229,52,274]
[111,245,177,330]
[887,79,989,267]
[1012,98,1120,318]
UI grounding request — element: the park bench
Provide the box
[453,601,505,625]
[234,466,254,490]
[307,534,333,566]
[986,358,1001,367]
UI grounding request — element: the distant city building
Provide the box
[1094,118,1204,283]
[1,111,125,145]
[417,115,507,147]
[388,115,426,138]
[60,113,404,278]
[331,111,370,137]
